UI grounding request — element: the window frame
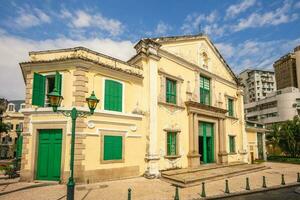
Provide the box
[102,78,125,113]
[32,71,63,107]
[200,75,211,106]
[100,133,125,164]
[227,98,234,117]
[166,132,177,156]
[229,135,236,153]
[7,103,15,112]
[166,78,177,104]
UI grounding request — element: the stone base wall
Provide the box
[59,166,140,184]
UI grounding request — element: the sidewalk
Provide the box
[0,162,299,200]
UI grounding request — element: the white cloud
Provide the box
[233,0,298,31]
[215,43,234,58]
[226,0,256,19]
[295,1,300,8]
[203,23,226,37]
[0,32,135,100]
[62,9,124,36]
[154,21,172,35]
[60,8,72,19]
[14,8,51,28]
[72,10,92,28]
[216,38,300,73]
[181,11,218,34]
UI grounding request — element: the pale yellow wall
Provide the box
[156,39,245,167]
[161,39,235,83]
[22,36,247,179]
[246,130,258,162]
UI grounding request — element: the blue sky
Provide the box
[1,0,300,99]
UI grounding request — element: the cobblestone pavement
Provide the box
[0,162,299,200]
[223,185,300,200]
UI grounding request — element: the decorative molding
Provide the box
[158,101,185,110]
[158,68,184,82]
[22,107,143,119]
[158,49,239,89]
[31,119,68,124]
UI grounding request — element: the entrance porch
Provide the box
[185,101,228,168]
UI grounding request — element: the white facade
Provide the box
[239,69,276,103]
[244,87,300,125]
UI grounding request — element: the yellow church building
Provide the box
[19,34,249,183]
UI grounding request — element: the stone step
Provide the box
[161,162,247,176]
[161,164,270,188]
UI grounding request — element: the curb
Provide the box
[194,182,300,199]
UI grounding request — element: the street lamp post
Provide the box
[47,88,99,200]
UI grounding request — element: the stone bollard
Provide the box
[245,177,250,190]
[201,182,206,197]
[297,172,300,183]
[128,188,131,200]
[281,174,286,185]
[225,179,230,194]
[174,186,179,200]
[262,176,267,188]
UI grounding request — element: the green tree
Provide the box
[266,123,281,154]
[279,116,300,157]
[0,121,10,134]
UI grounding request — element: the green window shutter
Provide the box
[166,78,177,104]
[200,76,210,105]
[103,135,123,160]
[55,71,62,95]
[16,135,23,158]
[229,136,235,153]
[228,99,234,116]
[32,73,46,107]
[167,132,177,156]
[104,80,123,112]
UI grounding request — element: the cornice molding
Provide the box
[158,49,238,89]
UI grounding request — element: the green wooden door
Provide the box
[36,129,62,181]
[257,133,264,160]
[199,122,214,164]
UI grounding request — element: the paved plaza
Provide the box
[0,162,299,200]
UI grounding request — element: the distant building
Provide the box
[239,69,276,103]
[0,100,25,159]
[243,45,300,126]
[245,120,267,163]
[274,53,297,90]
[245,86,300,127]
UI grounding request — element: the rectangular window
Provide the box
[8,105,14,111]
[229,136,235,153]
[167,132,177,156]
[32,72,62,107]
[104,79,123,112]
[200,76,210,105]
[228,98,234,117]
[166,78,177,104]
[103,135,123,161]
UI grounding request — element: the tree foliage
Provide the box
[0,121,10,134]
[267,116,300,157]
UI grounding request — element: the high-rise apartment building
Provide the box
[273,53,297,90]
[243,45,300,126]
[239,69,276,103]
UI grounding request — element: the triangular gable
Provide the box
[150,34,238,84]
